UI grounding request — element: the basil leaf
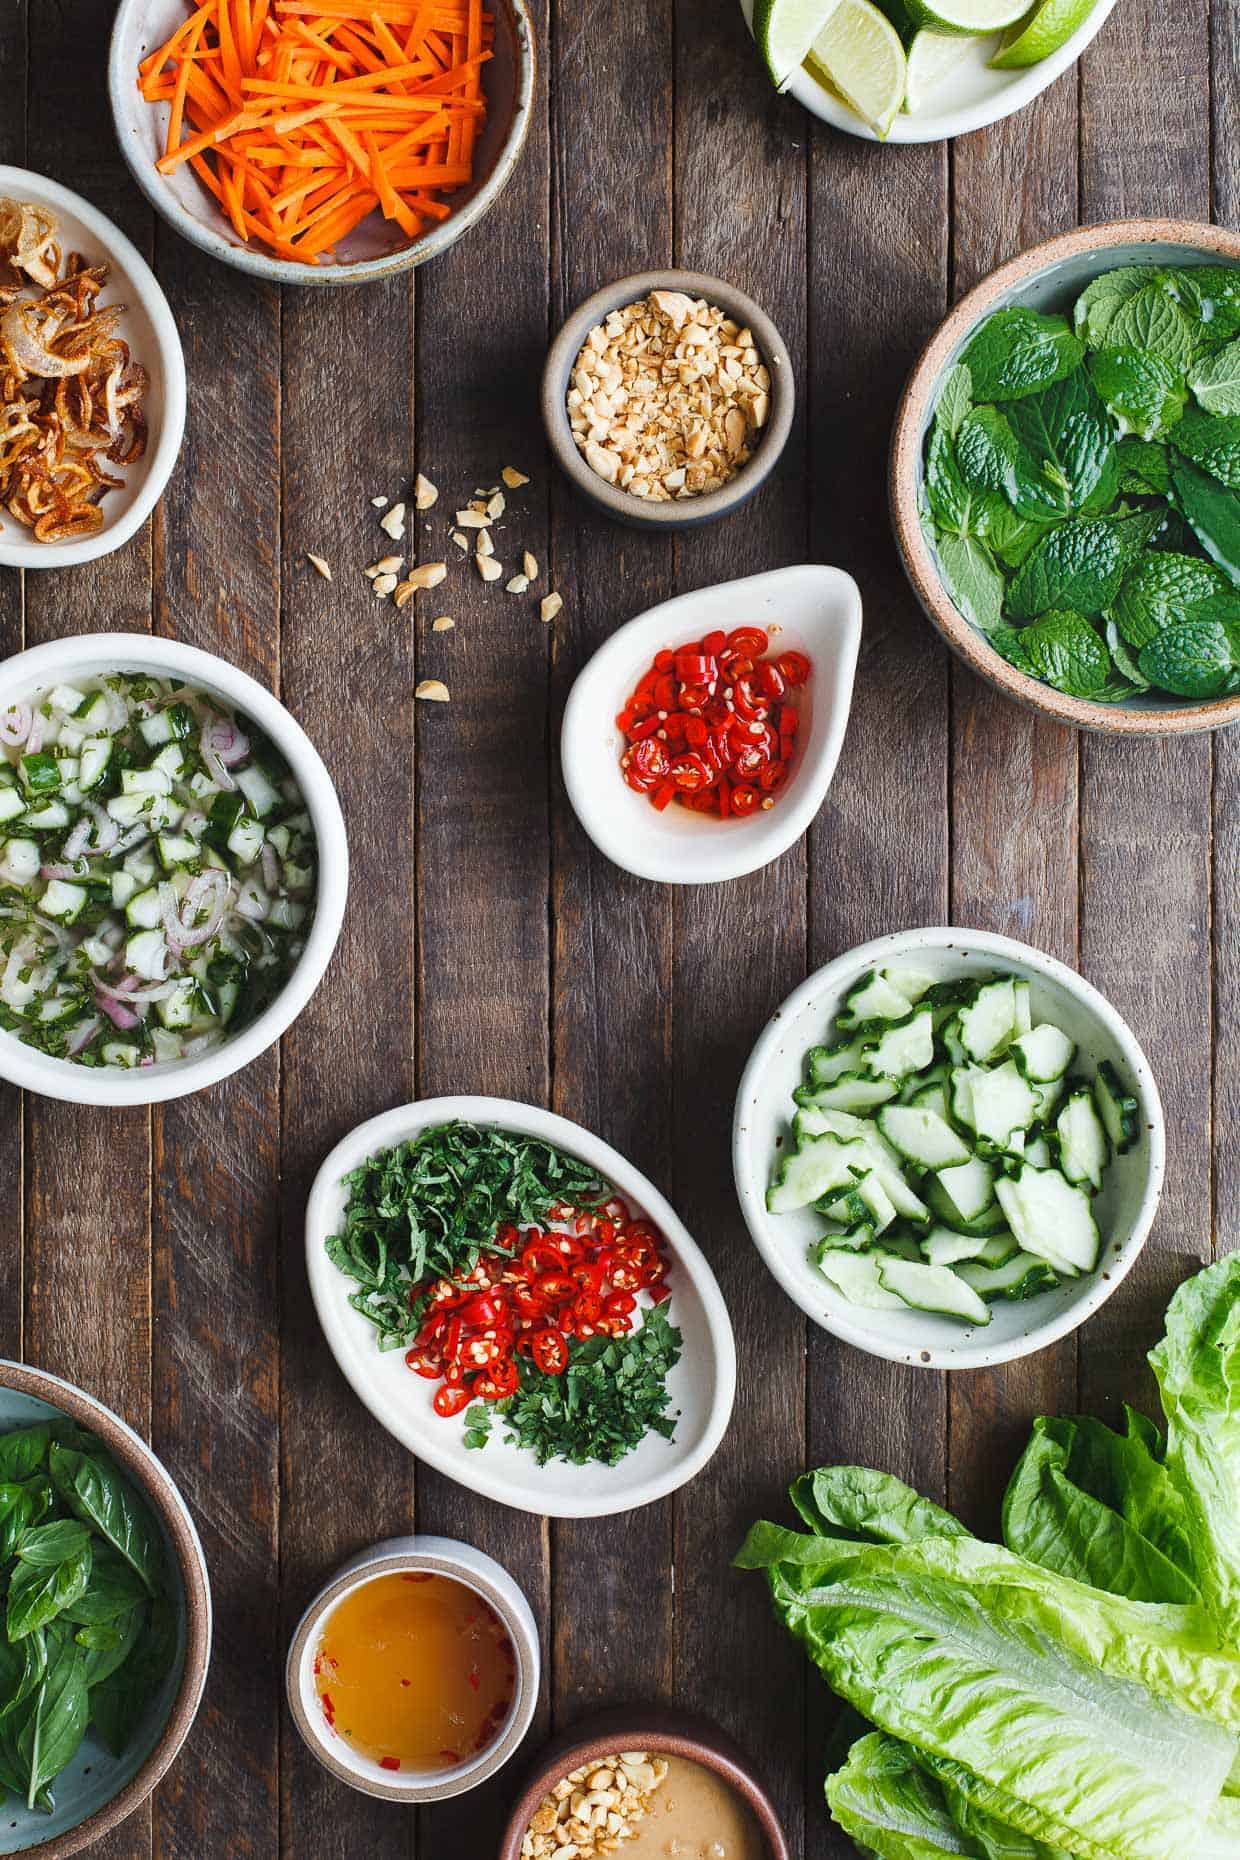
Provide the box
[1015,612,1112,698]
[1171,407,1240,489]
[15,1521,92,1569]
[0,1428,51,1487]
[1007,522,1124,619]
[89,1592,177,1759]
[16,1644,88,1811]
[61,1548,149,1625]
[48,1446,161,1594]
[1169,458,1240,585]
[6,1541,92,1641]
[1110,551,1228,648]
[962,308,1084,404]
[1088,347,1186,440]
[1189,339,1240,416]
[935,532,1005,634]
[1074,266,1162,347]
[76,1601,145,1689]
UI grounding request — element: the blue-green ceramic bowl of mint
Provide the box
[891,219,1240,735]
[0,1365,210,1857]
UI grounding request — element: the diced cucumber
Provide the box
[921,1226,994,1268]
[157,834,200,871]
[995,1165,1100,1275]
[794,1072,899,1115]
[188,771,217,799]
[958,1061,1038,1151]
[805,1039,869,1086]
[39,880,87,924]
[958,1252,1060,1302]
[836,971,915,1029]
[877,1255,990,1325]
[767,1134,866,1213]
[266,898,306,930]
[37,990,78,1023]
[125,929,168,982]
[74,691,113,731]
[157,978,197,1029]
[863,1009,934,1080]
[19,752,59,796]
[151,743,186,778]
[1056,1089,1109,1193]
[1,840,39,885]
[78,737,112,791]
[227,815,266,864]
[80,935,112,968]
[236,764,280,818]
[957,978,1017,1064]
[877,1104,971,1171]
[23,800,69,831]
[125,888,163,930]
[1012,1022,1076,1082]
[121,767,172,799]
[101,1042,143,1068]
[815,1248,907,1311]
[138,708,173,746]
[1093,1059,1139,1155]
[267,823,292,857]
[1013,980,1032,1037]
[0,789,25,824]
[48,683,87,715]
[929,1155,997,1226]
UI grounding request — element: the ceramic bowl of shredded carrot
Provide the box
[109,0,535,283]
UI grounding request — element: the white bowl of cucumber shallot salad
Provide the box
[0,634,347,1104]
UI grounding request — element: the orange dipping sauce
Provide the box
[314,1572,516,1773]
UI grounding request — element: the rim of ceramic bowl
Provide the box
[0,1361,211,1859]
[0,633,348,1104]
[541,270,795,528]
[496,1706,791,1860]
[733,925,1166,1370]
[0,167,186,571]
[890,218,1240,735]
[559,564,862,884]
[106,0,536,286]
[285,1539,539,1802]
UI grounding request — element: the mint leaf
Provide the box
[1189,339,1240,416]
[935,531,1005,634]
[962,308,1084,404]
[1105,507,1169,565]
[1104,617,1152,690]
[1007,520,1125,620]
[1088,347,1186,440]
[1117,436,1172,496]
[1170,406,1240,489]
[986,502,1053,569]
[1004,369,1118,513]
[1171,456,1240,584]
[935,363,973,440]
[956,407,1071,523]
[1138,619,1236,697]
[989,624,1034,672]
[1171,265,1240,347]
[1111,551,1228,648]
[1018,612,1112,697]
[1074,267,1162,347]
[925,425,1001,537]
[1106,282,1198,373]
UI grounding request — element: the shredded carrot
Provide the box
[138,0,492,265]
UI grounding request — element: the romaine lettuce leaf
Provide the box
[1150,1255,1240,1647]
[792,1467,972,1547]
[826,1732,984,1858]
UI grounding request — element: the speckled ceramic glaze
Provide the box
[108,0,536,285]
[542,270,795,529]
[0,1366,210,1857]
[891,220,1240,734]
[497,1706,792,1860]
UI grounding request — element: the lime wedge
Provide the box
[902,0,1029,35]
[990,0,1100,66]
[806,0,908,137]
[754,0,845,88]
[904,27,976,109]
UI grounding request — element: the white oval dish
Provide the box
[733,926,1165,1370]
[0,633,348,1105]
[561,566,861,886]
[0,166,186,569]
[286,1535,539,1803]
[737,0,1118,145]
[306,1096,737,1518]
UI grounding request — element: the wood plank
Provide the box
[279,275,418,1860]
[1211,0,1239,1259]
[149,240,283,1860]
[1078,0,1214,1416]
[669,4,809,1850]
[21,8,154,1860]
[804,124,950,1857]
[412,3,553,1846]
[548,0,678,1729]
[946,88,1081,1535]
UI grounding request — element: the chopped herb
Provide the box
[493,1305,683,1468]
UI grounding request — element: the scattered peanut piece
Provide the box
[305,553,332,581]
[486,490,505,521]
[456,509,488,529]
[414,474,439,511]
[415,680,450,703]
[523,550,539,581]
[431,616,455,632]
[371,495,389,509]
[502,466,530,489]
[370,555,403,575]
[520,1752,669,1860]
[476,554,503,583]
[379,501,406,540]
[476,530,494,558]
[393,580,416,609]
[506,574,529,594]
[451,530,469,551]
[373,572,398,596]
[408,562,447,590]
[541,592,563,624]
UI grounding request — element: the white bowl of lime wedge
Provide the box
[741,0,1119,144]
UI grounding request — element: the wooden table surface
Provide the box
[0,1,1235,1855]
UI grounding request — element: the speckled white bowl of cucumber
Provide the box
[733,925,1164,1369]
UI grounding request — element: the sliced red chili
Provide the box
[777,649,812,686]
[572,1290,603,1326]
[730,783,760,816]
[474,1360,520,1401]
[732,677,769,722]
[727,625,768,656]
[760,761,787,791]
[604,1290,637,1318]
[405,1346,444,1378]
[531,1328,569,1375]
[701,629,727,656]
[650,780,676,812]
[759,661,787,700]
[521,1239,564,1277]
[627,713,662,743]
[458,1292,503,1327]
[534,1271,577,1305]
[653,648,675,672]
[653,672,678,711]
[682,715,709,748]
[670,753,713,793]
[433,1384,471,1418]
[675,653,716,683]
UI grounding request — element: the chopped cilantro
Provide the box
[493,1305,683,1468]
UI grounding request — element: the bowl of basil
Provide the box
[891,219,1240,733]
[0,1364,210,1856]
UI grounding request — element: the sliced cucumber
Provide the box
[907,1079,951,1121]
[877,1255,990,1326]
[961,1061,1038,1151]
[957,978,1017,1064]
[793,1109,929,1221]
[805,1038,869,1086]
[1056,1089,1109,1192]
[978,1230,1019,1266]
[1093,1059,1139,1155]
[78,737,112,791]
[938,1013,967,1065]
[882,966,935,1004]
[995,1165,1100,1275]
[795,1072,899,1115]
[877,1104,971,1171]
[767,1133,866,1213]
[957,1252,1060,1302]
[836,971,915,1029]
[812,1225,875,1260]
[921,1226,994,1268]
[815,1248,907,1310]
[863,1009,934,1080]
[1013,980,1032,1037]
[931,1154,996,1225]
[842,1171,900,1235]
[1024,1134,1052,1170]
[818,1187,871,1226]
[1012,1022,1075,1082]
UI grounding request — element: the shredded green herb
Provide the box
[465,1305,683,1468]
[325,1121,609,1350]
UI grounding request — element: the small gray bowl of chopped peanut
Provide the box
[541,270,795,529]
